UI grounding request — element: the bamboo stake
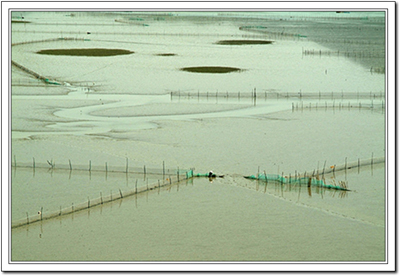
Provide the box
[163,161,165,180]
[119,189,123,198]
[264,171,268,193]
[371,152,374,173]
[371,152,374,166]
[69,159,72,171]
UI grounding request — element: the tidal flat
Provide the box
[10,11,386,263]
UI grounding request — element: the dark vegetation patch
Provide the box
[12,20,30,23]
[180,66,243,74]
[155,53,176,56]
[36,48,134,57]
[216,40,273,45]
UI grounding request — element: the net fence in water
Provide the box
[11,168,194,229]
[10,155,384,228]
[244,156,385,191]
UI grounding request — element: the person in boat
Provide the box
[208,170,215,178]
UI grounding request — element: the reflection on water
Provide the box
[11,165,186,223]
[11,165,385,261]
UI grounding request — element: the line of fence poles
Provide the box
[302,48,385,59]
[255,154,385,190]
[11,156,191,181]
[11,171,194,229]
[11,158,195,229]
[170,90,385,101]
[291,101,385,113]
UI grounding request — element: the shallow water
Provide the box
[11,165,385,261]
[10,11,387,263]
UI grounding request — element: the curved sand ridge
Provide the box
[89,103,251,117]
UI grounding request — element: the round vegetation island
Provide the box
[36,48,134,57]
[12,20,31,24]
[155,53,176,56]
[180,66,243,74]
[215,40,273,45]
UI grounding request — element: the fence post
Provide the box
[163,161,165,180]
[371,152,374,172]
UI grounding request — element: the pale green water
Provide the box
[12,165,385,262]
[10,11,387,264]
